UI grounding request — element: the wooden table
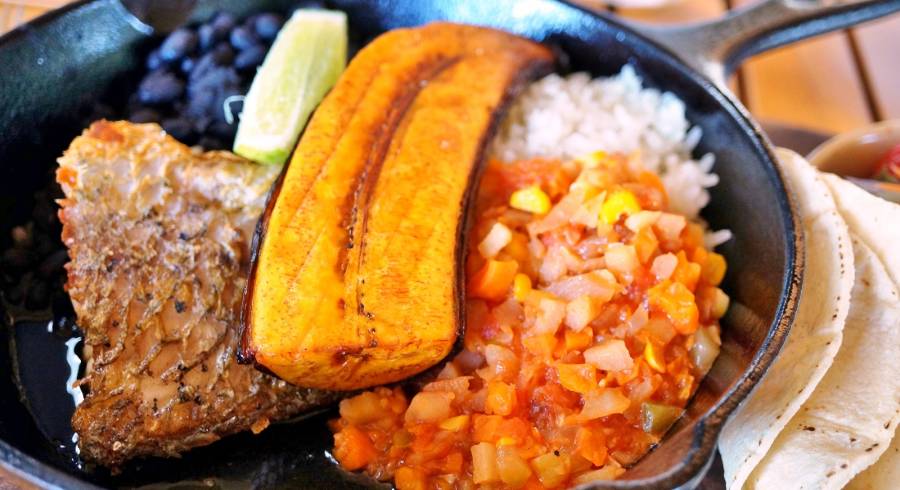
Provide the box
[1,0,898,488]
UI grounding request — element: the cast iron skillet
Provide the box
[1,0,898,488]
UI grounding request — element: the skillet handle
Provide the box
[631,0,900,91]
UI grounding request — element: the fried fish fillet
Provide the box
[58,121,336,468]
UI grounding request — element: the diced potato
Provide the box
[579,388,631,420]
[531,452,571,488]
[624,210,661,232]
[405,391,455,423]
[712,287,730,319]
[472,442,500,484]
[565,295,601,331]
[339,391,391,425]
[497,445,533,488]
[584,339,633,372]
[478,222,513,259]
[510,185,552,214]
[651,253,677,281]
[605,243,639,276]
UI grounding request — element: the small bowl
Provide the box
[807,119,900,177]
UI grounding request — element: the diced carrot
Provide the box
[486,381,518,416]
[394,466,428,490]
[682,222,705,251]
[637,170,668,207]
[633,226,659,264]
[649,280,699,335]
[473,414,505,443]
[672,251,701,291]
[333,425,377,471]
[564,327,593,351]
[575,426,609,466]
[523,334,557,359]
[702,252,727,286]
[441,451,465,474]
[469,259,519,301]
[556,364,598,394]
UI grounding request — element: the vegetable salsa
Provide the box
[330,152,728,489]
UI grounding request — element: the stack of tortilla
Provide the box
[718,149,900,490]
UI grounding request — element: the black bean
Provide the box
[2,248,34,273]
[230,26,258,51]
[162,117,196,143]
[253,13,284,41]
[5,284,24,304]
[234,44,266,71]
[180,56,197,74]
[25,280,49,310]
[38,250,68,278]
[198,24,216,52]
[32,198,58,231]
[129,107,162,123]
[187,66,241,122]
[159,28,198,62]
[211,12,237,39]
[138,70,185,105]
[211,43,235,65]
[146,49,166,70]
[52,291,75,319]
[209,120,237,140]
[11,226,31,247]
[197,136,227,150]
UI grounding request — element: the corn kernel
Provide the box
[712,287,730,319]
[513,273,532,302]
[644,342,666,373]
[497,437,517,446]
[703,252,727,286]
[510,185,551,214]
[601,189,641,224]
[575,150,611,169]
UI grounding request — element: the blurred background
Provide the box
[2,0,898,139]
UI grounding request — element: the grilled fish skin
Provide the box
[58,121,336,468]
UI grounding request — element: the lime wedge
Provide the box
[234,9,347,165]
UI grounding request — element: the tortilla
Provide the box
[719,149,855,489]
[846,426,899,490]
[747,235,900,489]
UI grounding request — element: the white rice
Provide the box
[490,66,731,248]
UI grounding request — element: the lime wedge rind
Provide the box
[234,9,347,165]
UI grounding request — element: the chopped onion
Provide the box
[480,344,520,381]
[422,376,472,398]
[605,243,639,275]
[644,315,677,345]
[405,391,455,423]
[624,210,661,232]
[575,235,608,259]
[478,222,513,259]
[571,192,606,229]
[539,246,568,283]
[339,391,390,424]
[579,387,631,420]
[545,270,618,302]
[493,297,524,328]
[471,442,500,484]
[655,213,686,242]
[528,190,584,235]
[626,304,649,334]
[584,339,634,372]
[691,325,721,375]
[565,295,601,332]
[533,297,567,335]
[651,253,678,281]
